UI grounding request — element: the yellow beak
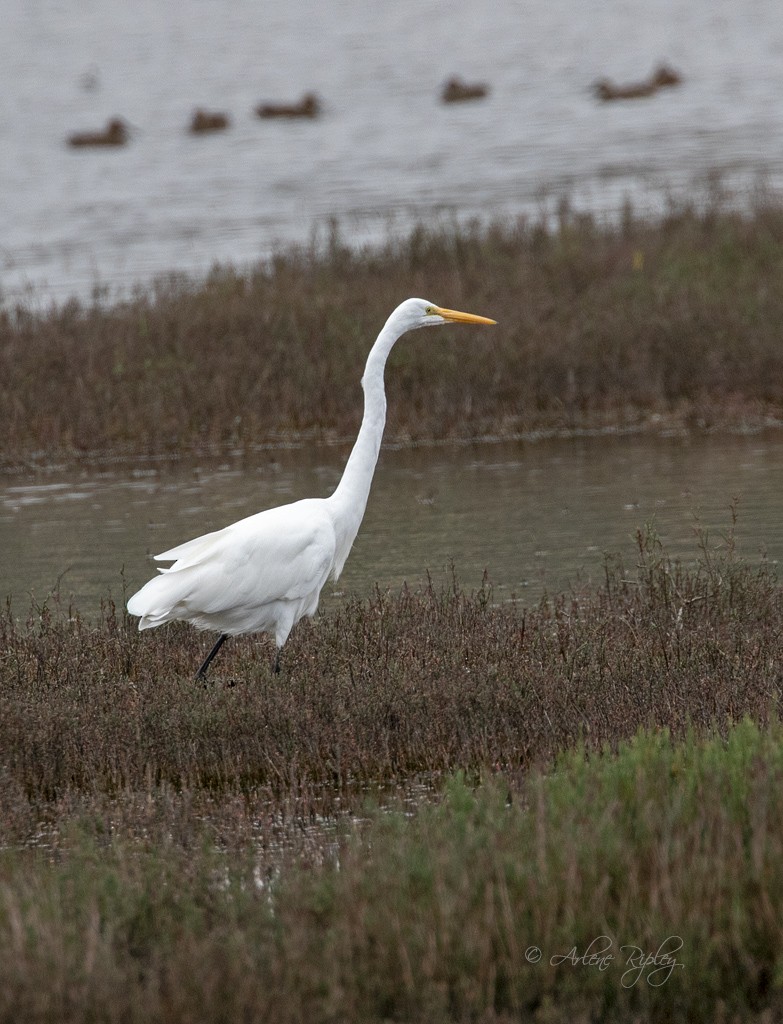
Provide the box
[433,305,497,325]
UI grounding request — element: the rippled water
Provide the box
[2,432,780,619]
[3,0,783,304]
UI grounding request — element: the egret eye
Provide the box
[424,306,437,315]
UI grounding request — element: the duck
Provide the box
[593,77,658,101]
[256,92,321,118]
[189,109,230,133]
[67,118,128,147]
[593,63,683,102]
[441,76,489,103]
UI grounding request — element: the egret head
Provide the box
[395,297,497,332]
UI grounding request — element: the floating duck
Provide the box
[67,118,128,147]
[593,63,683,102]
[256,92,321,118]
[593,78,657,101]
[441,76,489,103]
[189,109,230,133]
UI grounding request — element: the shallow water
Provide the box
[2,432,780,619]
[3,0,783,304]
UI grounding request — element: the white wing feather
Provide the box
[127,498,336,638]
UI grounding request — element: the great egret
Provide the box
[127,298,496,679]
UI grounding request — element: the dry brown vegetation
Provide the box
[2,536,783,1020]
[1,529,779,805]
[4,202,783,468]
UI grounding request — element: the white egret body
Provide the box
[127,298,496,677]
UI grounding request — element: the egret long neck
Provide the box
[327,317,402,568]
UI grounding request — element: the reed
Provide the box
[2,537,783,1019]
[2,724,782,1021]
[4,201,783,467]
[0,526,780,807]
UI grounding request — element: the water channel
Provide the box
[2,431,780,621]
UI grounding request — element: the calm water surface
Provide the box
[2,432,780,620]
[3,0,783,304]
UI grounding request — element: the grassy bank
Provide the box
[2,726,783,1021]
[1,529,780,802]
[2,538,783,1019]
[4,202,783,467]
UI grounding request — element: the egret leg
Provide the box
[195,633,229,681]
[273,648,281,675]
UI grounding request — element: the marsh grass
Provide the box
[269,723,783,1022]
[3,724,783,1021]
[4,202,783,467]
[1,529,781,804]
[2,537,783,1019]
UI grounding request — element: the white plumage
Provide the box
[127,298,496,677]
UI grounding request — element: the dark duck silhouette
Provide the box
[67,118,128,147]
[256,92,321,118]
[441,76,489,103]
